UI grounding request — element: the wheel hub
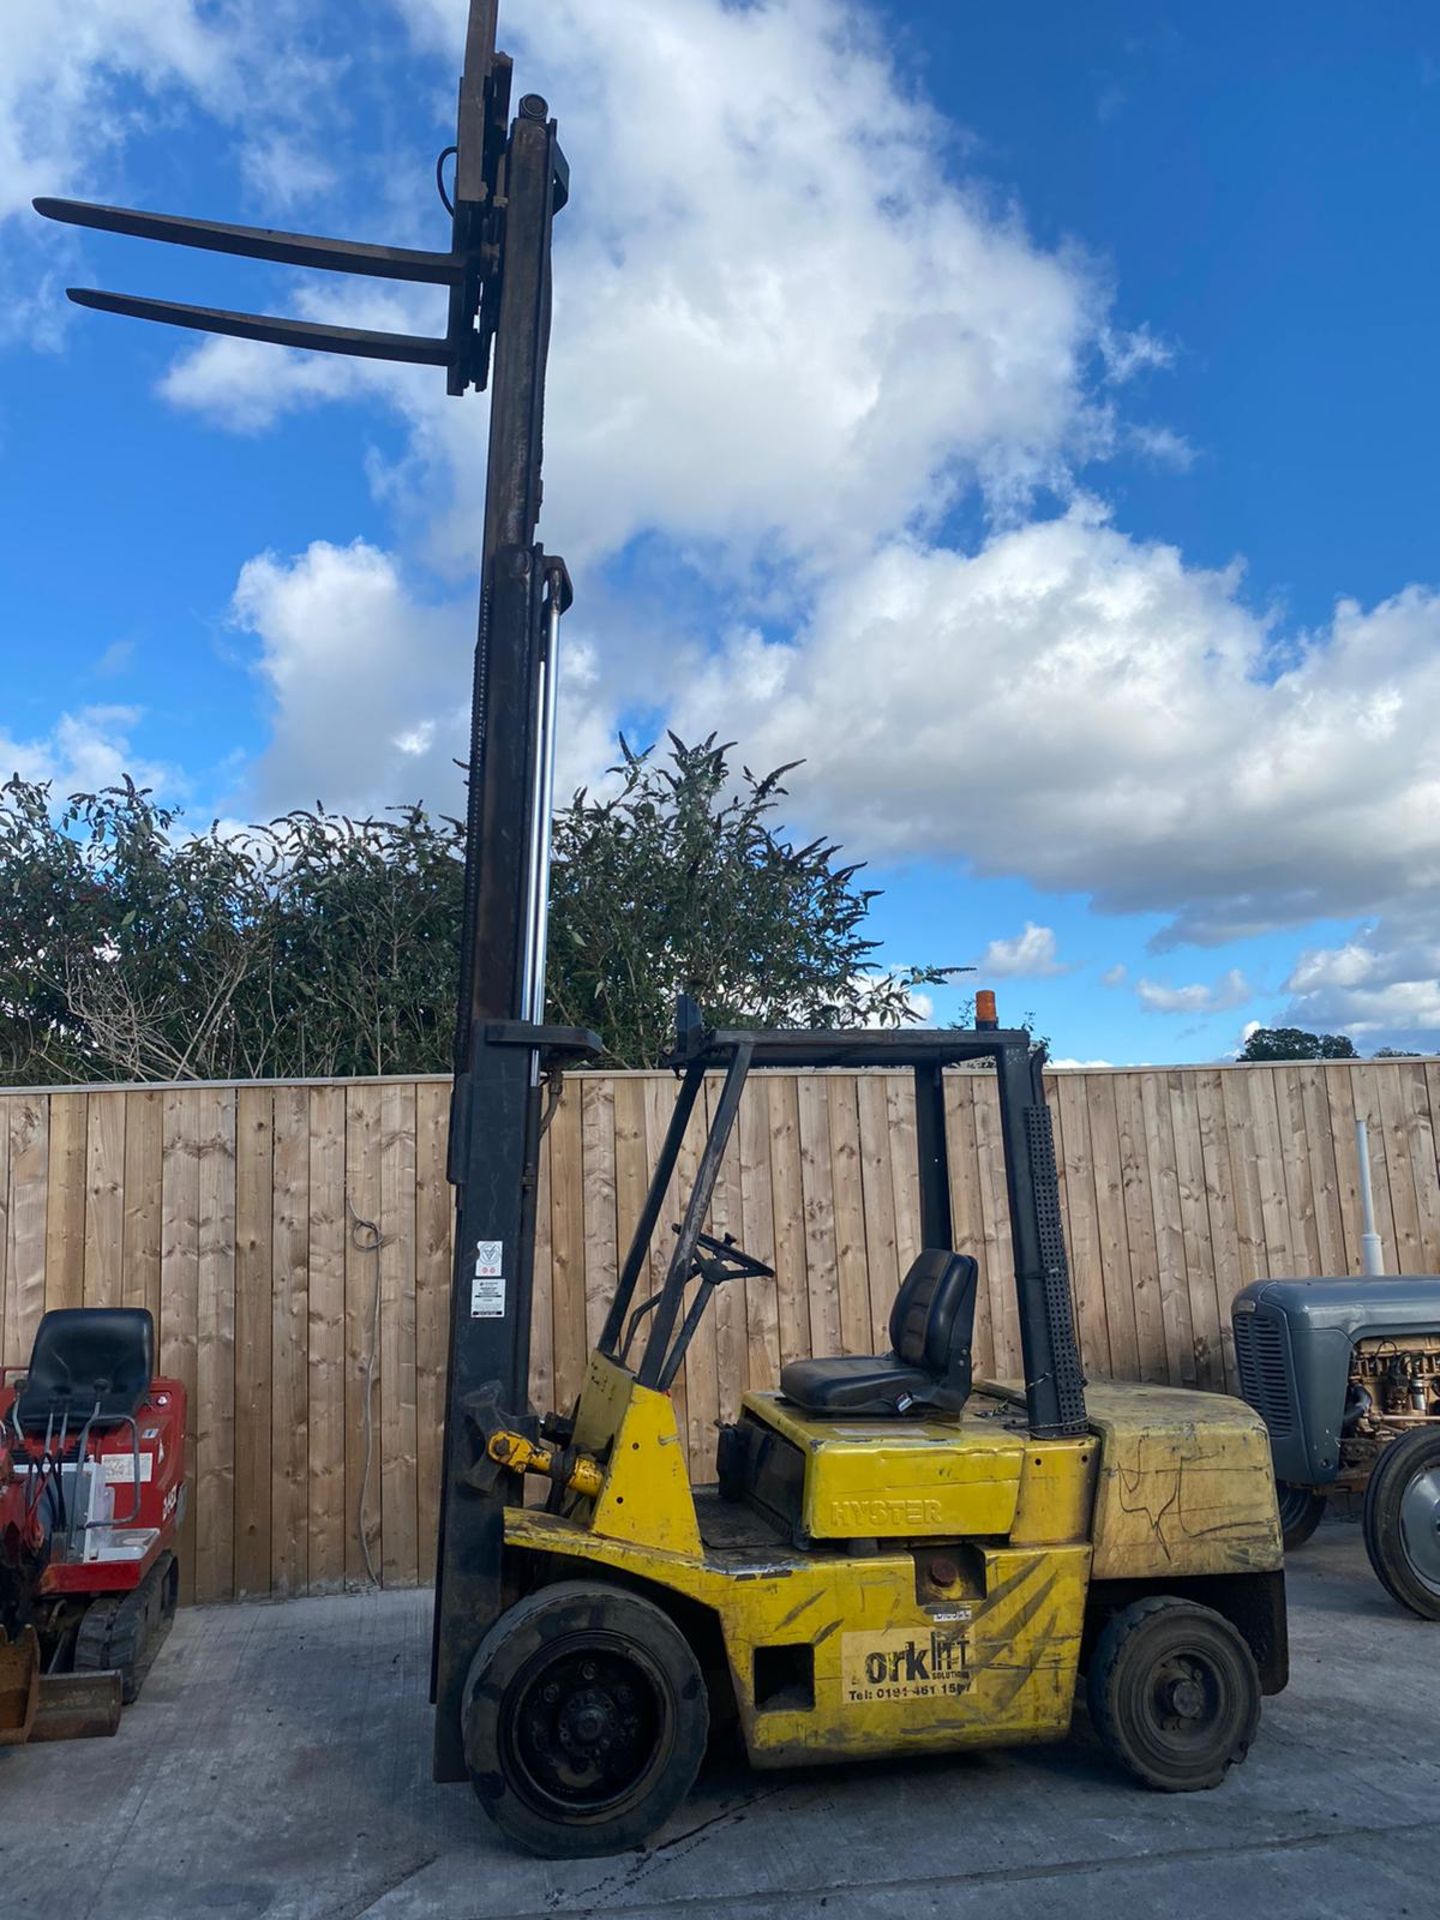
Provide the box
[1150,1653,1217,1737]
[1399,1466,1440,1593]
[558,1687,616,1753]
[509,1641,661,1813]
[1163,1675,1205,1721]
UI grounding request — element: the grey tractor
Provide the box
[1232,1275,1440,1617]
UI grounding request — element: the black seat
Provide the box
[14,1308,155,1436]
[779,1250,978,1416]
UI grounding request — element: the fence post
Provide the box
[1355,1117,1386,1276]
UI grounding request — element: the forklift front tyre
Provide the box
[1086,1596,1261,1792]
[461,1580,709,1857]
[1277,1482,1326,1552]
[1361,1427,1440,1621]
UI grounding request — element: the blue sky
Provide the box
[4,0,1439,1065]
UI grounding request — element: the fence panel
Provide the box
[1,1061,1427,1601]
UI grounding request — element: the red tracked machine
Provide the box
[0,1308,185,1740]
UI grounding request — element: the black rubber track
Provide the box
[74,1550,178,1704]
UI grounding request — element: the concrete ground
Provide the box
[6,1524,1434,1920]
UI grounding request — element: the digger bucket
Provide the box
[31,1669,123,1742]
[0,1628,40,1745]
[0,1629,123,1746]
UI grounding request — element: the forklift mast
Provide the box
[36,0,591,1783]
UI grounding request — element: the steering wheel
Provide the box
[691,1228,775,1282]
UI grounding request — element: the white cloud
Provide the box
[1049,1057,1114,1070]
[1136,968,1252,1015]
[3,1,349,347]
[93,638,135,678]
[1101,963,1128,988]
[510,0,1110,573]
[0,1,221,226]
[230,540,467,813]
[154,0,1144,815]
[1098,322,1171,383]
[157,277,448,434]
[1229,1018,1264,1059]
[0,3,345,230]
[0,703,176,796]
[1288,942,1376,993]
[977,922,1067,978]
[228,538,612,817]
[894,985,935,1025]
[673,511,1440,960]
[160,333,377,435]
[1283,916,1440,1042]
[172,0,1116,585]
[1128,422,1196,470]
[0,2,219,344]
[239,134,338,212]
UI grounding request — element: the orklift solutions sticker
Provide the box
[841,1626,972,1704]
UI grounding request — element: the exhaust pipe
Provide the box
[1355,1118,1386,1276]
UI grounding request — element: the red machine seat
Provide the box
[14,1308,155,1435]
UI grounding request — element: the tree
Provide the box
[548,735,956,1064]
[0,738,955,1082]
[0,778,276,1084]
[1239,1026,1357,1063]
[0,780,466,1084]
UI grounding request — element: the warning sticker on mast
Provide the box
[471,1240,506,1317]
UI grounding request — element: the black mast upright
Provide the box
[36,0,593,1785]
[427,35,598,1790]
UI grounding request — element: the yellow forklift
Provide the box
[44,0,1286,1861]
[458,996,1286,1854]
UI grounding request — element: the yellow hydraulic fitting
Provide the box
[487,1429,605,1499]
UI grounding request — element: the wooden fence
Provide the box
[3,1060,1439,1604]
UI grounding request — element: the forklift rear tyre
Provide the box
[1362,1427,1440,1621]
[462,1581,709,1857]
[1087,1596,1261,1791]
[1277,1482,1326,1552]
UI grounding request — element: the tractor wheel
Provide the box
[1362,1428,1440,1621]
[1277,1482,1326,1552]
[1087,1596,1261,1792]
[462,1581,709,1857]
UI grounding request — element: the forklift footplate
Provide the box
[74,1550,177,1705]
[693,1486,792,1554]
[31,1670,123,1742]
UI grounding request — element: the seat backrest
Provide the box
[889,1250,979,1385]
[15,1307,155,1434]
